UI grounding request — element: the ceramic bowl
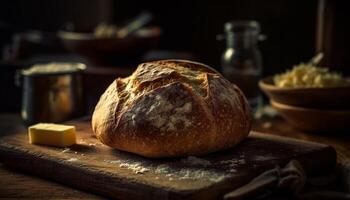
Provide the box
[271,100,350,133]
[259,76,350,109]
[58,27,161,66]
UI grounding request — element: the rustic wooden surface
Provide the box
[253,116,350,164]
[0,114,340,199]
[0,163,105,199]
[0,114,104,199]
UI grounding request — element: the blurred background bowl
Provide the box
[271,100,350,133]
[58,26,161,66]
[259,76,350,109]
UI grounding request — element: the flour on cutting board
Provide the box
[220,158,246,173]
[104,155,247,182]
[105,160,151,174]
[162,167,227,182]
[252,155,277,161]
[154,162,227,182]
[181,156,211,166]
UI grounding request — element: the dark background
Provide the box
[0,0,319,74]
[0,0,349,112]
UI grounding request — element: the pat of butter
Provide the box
[28,123,76,147]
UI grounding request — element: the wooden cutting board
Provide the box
[0,117,336,200]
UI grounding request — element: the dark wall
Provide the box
[1,0,318,75]
[0,0,111,31]
[317,0,350,75]
[113,0,318,75]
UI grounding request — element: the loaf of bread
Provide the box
[92,60,251,158]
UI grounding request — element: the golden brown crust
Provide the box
[92,60,251,157]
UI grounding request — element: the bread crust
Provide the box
[92,60,251,157]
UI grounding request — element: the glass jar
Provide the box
[221,20,263,112]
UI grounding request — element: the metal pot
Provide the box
[17,62,86,125]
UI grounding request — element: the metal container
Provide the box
[18,62,86,125]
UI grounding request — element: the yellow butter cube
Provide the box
[28,123,76,147]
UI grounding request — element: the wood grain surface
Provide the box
[253,116,350,164]
[0,116,336,200]
[0,163,105,199]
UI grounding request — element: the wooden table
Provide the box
[0,113,349,199]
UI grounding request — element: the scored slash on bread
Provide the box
[92,60,251,158]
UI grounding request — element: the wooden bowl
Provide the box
[271,100,350,133]
[58,27,161,66]
[259,76,350,109]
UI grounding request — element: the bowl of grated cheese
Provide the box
[259,63,350,109]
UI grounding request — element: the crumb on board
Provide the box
[262,122,272,129]
[62,148,71,153]
[61,147,78,155]
[78,139,97,147]
[67,158,78,162]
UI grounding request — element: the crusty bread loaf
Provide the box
[92,60,251,158]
